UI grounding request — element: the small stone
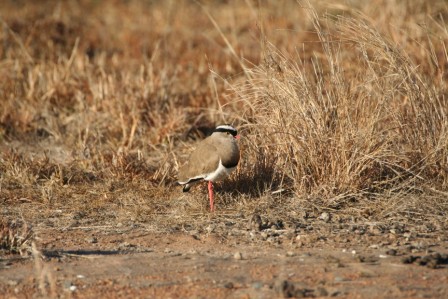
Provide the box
[261,232,268,240]
[357,255,379,263]
[252,281,263,289]
[319,212,331,223]
[401,255,417,264]
[386,249,397,256]
[403,232,412,239]
[234,252,243,260]
[223,282,234,289]
[87,237,98,244]
[370,227,383,235]
[355,228,366,235]
[206,225,215,233]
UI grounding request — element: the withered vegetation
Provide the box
[1,0,447,231]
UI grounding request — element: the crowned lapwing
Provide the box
[178,125,240,211]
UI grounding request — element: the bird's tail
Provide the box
[182,184,191,192]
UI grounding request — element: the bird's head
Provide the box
[213,124,240,139]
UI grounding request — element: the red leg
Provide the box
[208,181,214,212]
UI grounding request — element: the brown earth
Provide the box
[1,216,448,298]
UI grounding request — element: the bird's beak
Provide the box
[234,135,240,140]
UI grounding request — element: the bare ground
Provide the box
[1,212,448,298]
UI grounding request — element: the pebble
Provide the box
[87,237,98,244]
[385,249,398,256]
[357,255,379,263]
[223,282,234,289]
[370,227,383,235]
[234,252,243,260]
[319,212,331,222]
[252,281,263,289]
[205,225,215,233]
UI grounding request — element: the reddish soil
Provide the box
[1,220,448,298]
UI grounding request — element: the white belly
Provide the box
[204,160,236,182]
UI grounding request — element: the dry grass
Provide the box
[1,0,448,230]
[0,219,33,255]
[239,5,448,199]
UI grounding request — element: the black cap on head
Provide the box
[213,124,238,137]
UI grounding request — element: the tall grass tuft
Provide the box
[237,9,448,203]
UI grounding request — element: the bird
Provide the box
[178,124,240,212]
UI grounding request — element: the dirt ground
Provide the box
[1,214,448,298]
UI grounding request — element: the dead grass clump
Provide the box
[0,219,34,255]
[237,7,448,204]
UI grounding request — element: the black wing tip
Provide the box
[178,177,204,192]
